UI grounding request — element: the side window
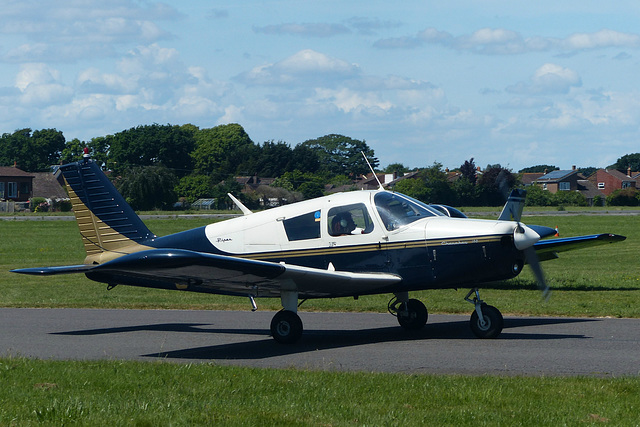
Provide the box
[283,211,321,241]
[0,182,4,199]
[7,182,17,198]
[328,203,374,236]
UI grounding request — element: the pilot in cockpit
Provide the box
[330,212,358,236]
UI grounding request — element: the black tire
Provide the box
[470,304,504,339]
[270,310,303,344]
[397,299,428,330]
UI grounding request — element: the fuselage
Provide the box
[149,190,526,294]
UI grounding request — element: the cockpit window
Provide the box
[328,203,374,236]
[374,192,443,231]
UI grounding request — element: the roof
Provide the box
[600,168,638,182]
[0,166,34,178]
[537,170,578,181]
[32,172,68,199]
[576,180,603,199]
[520,172,545,185]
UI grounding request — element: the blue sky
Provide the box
[1,1,639,171]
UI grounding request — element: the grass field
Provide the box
[2,214,639,425]
[2,357,640,425]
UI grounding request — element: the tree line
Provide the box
[1,124,640,209]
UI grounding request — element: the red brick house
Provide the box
[0,166,34,202]
[588,168,639,196]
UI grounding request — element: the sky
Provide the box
[1,1,640,172]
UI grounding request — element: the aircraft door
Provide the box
[326,203,389,272]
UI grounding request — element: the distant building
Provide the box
[535,168,583,193]
[588,168,639,196]
[0,166,34,202]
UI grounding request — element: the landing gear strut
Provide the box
[388,293,428,330]
[465,288,504,339]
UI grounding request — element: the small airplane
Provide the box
[12,153,626,343]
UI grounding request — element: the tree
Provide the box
[272,170,326,200]
[524,185,552,206]
[60,138,86,164]
[459,158,477,185]
[174,174,215,203]
[607,188,640,206]
[115,165,178,210]
[519,165,559,173]
[109,124,195,176]
[394,178,430,201]
[249,141,295,177]
[301,134,378,177]
[610,153,640,173]
[421,162,456,205]
[383,163,409,175]
[477,165,516,206]
[289,144,320,173]
[192,124,254,180]
[0,128,65,171]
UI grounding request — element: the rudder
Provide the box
[57,157,156,264]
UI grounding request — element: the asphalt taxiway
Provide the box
[1,308,638,376]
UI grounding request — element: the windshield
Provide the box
[374,192,443,231]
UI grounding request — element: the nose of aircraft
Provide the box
[513,224,541,250]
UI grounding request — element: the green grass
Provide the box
[2,215,639,317]
[1,357,639,426]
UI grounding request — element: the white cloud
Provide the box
[235,49,360,86]
[375,27,640,55]
[253,23,351,37]
[506,63,582,95]
[0,1,179,62]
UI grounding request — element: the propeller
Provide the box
[502,188,552,300]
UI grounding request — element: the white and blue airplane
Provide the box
[12,154,626,343]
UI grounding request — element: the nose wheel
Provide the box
[465,288,504,339]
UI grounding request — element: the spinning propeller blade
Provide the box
[501,188,552,299]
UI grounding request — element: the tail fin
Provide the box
[57,157,155,264]
[498,189,526,222]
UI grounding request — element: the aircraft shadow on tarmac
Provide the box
[52,316,597,361]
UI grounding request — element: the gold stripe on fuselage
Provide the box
[233,235,505,261]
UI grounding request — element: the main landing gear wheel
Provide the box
[397,298,428,330]
[270,310,303,344]
[469,304,504,339]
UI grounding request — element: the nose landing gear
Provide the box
[465,288,504,339]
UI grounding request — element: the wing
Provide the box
[12,249,402,298]
[534,233,626,261]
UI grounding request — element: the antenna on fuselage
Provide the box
[361,151,384,191]
[228,193,253,216]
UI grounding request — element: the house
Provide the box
[588,168,639,196]
[535,168,583,193]
[0,166,34,202]
[235,175,276,192]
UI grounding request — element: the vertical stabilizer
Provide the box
[57,158,156,264]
